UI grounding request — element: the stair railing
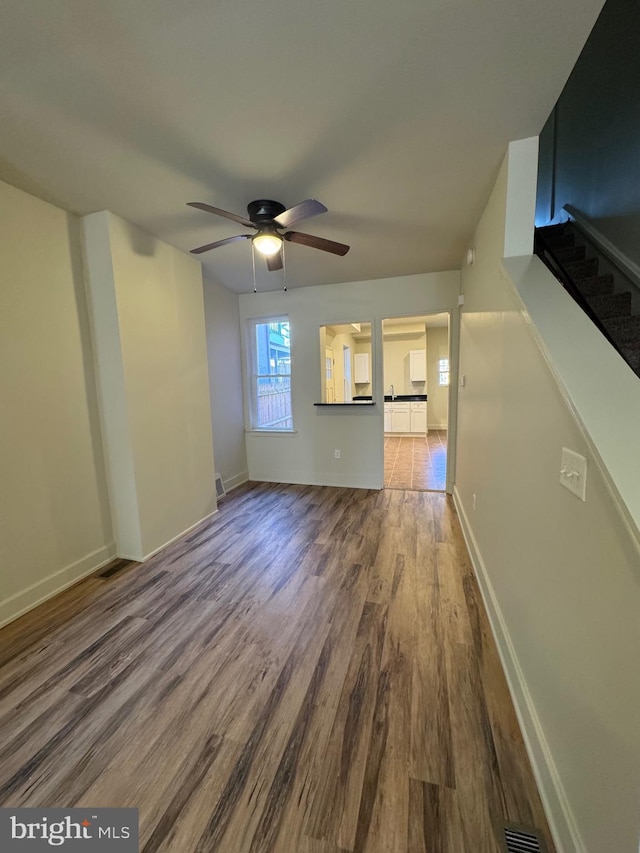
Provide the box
[564,204,640,298]
[533,228,620,352]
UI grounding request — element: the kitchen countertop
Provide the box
[352,395,428,402]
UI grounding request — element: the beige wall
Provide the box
[383,328,426,396]
[239,272,460,489]
[455,140,640,852]
[83,211,217,560]
[203,276,248,492]
[0,180,113,626]
[426,326,448,429]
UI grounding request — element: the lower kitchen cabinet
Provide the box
[410,402,427,434]
[391,403,410,433]
[384,401,426,434]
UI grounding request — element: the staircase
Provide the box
[535,222,640,378]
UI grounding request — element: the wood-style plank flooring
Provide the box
[384,431,447,491]
[0,482,554,852]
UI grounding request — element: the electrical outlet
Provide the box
[334,449,341,459]
[560,447,587,501]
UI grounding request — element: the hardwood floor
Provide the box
[0,482,554,852]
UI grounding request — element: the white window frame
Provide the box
[438,357,450,386]
[247,316,294,432]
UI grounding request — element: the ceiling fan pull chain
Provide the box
[282,244,287,292]
[251,241,257,293]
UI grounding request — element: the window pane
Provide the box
[257,321,290,376]
[254,320,292,430]
[256,375,292,429]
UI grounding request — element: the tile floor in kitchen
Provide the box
[384,430,447,491]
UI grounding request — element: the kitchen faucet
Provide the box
[389,384,395,400]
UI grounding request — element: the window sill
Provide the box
[245,429,297,435]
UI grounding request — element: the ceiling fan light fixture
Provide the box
[252,232,283,256]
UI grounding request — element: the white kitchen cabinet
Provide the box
[410,402,427,434]
[385,400,427,433]
[409,349,426,382]
[392,403,410,433]
[384,403,392,432]
[354,352,370,384]
[385,401,410,433]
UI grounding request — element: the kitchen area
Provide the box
[382,314,449,491]
[316,315,449,492]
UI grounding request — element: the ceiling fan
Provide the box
[187,198,350,271]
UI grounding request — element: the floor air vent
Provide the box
[99,559,131,579]
[500,822,547,853]
[215,473,226,500]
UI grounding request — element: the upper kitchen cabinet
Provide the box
[409,349,426,383]
[354,352,370,384]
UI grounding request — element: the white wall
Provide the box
[455,141,640,853]
[239,272,460,488]
[0,180,113,627]
[83,212,217,560]
[426,326,449,429]
[203,276,248,492]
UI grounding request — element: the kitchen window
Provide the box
[249,318,293,430]
[438,358,450,386]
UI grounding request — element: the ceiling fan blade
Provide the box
[284,231,350,256]
[274,199,327,229]
[266,251,284,272]
[187,202,255,229]
[190,234,251,254]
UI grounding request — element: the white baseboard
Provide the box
[137,508,219,562]
[452,486,585,853]
[427,422,448,431]
[0,543,117,630]
[223,470,249,493]
[247,469,382,490]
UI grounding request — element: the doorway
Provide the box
[325,346,335,403]
[382,313,449,492]
[343,345,352,402]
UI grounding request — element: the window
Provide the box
[438,358,450,386]
[250,318,293,430]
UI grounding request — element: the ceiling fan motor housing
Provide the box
[247,199,286,225]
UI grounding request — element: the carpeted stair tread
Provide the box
[586,292,633,319]
[619,344,640,375]
[544,233,576,249]
[603,316,640,344]
[573,274,615,297]
[535,223,640,375]
[554,244,586,263]
[564,257,599,279]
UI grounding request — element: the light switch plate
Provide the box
[560,447,587,501]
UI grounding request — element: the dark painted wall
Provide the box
[536,0,640,265]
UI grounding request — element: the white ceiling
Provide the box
[0,0,604,293]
